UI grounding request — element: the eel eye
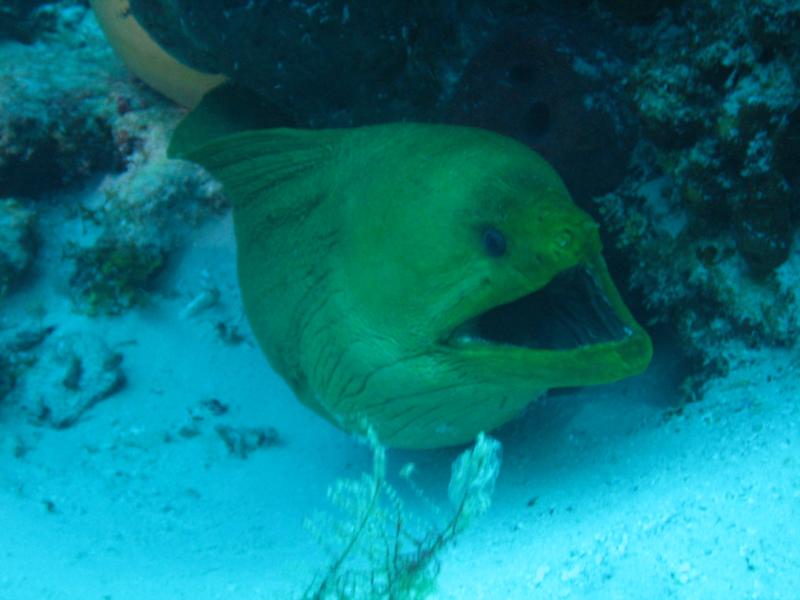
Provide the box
[482,227,507,257]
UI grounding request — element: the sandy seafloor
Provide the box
[2,205,799,600]
[2,11,800,600]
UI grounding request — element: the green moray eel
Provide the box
[169,89,653,449]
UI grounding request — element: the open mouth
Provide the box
[447,266,633,350]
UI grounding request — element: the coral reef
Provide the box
[0,0,86,43]
[64,103,225,314]
[0,3,118,197]
[0,2,224,315]
[597,0,800,365]
[64,238,166,315]
[599,0,686,22]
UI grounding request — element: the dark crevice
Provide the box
[450,267,631,350]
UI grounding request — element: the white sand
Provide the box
[2,204,798,599]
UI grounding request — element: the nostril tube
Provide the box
[556,230,573,248]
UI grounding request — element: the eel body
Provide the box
[89,6,653,447]
[171,109,652,448]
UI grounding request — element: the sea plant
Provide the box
[302,431,502,600]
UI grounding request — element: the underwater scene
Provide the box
[0,0,798,598]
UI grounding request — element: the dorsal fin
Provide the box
[168,82,293,158]
[175,128,344,209]
[169,83,345,208]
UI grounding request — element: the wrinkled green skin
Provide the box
[181,123,652,449]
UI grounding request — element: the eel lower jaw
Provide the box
[443,264,635,352]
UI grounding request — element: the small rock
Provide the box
[18,332,125,428]
[8,325,55,352]
[0,354,14,401]
[1,434,29,458]
[0,198,36,296]
[180,286,220,319]
[214,321,245,345]
[177,421,202,439]
[200,398,228,416]
[215,424,280,459]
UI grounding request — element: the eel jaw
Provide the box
[445,264,636,352]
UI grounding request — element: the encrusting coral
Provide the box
[596,0,800,369]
